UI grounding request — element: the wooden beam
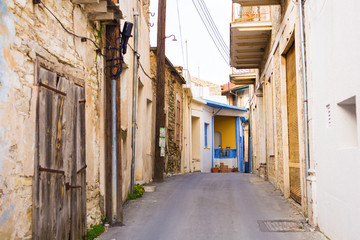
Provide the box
[236,42,267,47]
[236,49,264,53]
[236,35,269,40]
[236,57,262,62]
[234,65,260,69]
[236,61,261,65]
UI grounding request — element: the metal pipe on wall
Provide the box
[111,78,117,221]
[131,12,139,194]
[298,0,310,177]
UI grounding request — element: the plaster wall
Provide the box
[304,0,360,239]
[119,0,154,200]
[201,106,213,172]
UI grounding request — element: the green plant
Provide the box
[128,184,145,200]
[86,223,105,240]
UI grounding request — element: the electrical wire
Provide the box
[39,0,105,56]
[176,0,186,67]
[192,0,228,64]
[126,43,154,81]
[192,0,229,65]
[198,0,229,58]
[195,0,230,58]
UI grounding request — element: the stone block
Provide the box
[144,186,156,192]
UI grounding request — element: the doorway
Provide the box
[286,43,302,204]
[191,116,201,171]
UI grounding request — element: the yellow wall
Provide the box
[214,116,236,149]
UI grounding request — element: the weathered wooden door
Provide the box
[34,66,86,239]
[286,44,302,204]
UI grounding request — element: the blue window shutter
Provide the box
[204,123,208,148]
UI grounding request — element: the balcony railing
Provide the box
[232,3,270,23]
[214,149,237,159]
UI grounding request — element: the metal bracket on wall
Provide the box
[65,182,82,191]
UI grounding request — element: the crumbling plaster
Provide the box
[0,0,106,237]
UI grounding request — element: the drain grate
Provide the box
[258,220,308,232]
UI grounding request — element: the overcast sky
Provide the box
[149,0,232,85]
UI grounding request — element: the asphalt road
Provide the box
[99,173,326,240]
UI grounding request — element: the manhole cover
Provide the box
[258,220,308,232]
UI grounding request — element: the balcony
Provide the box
[230,71,256,85]
[233,0,280,6]
[230,4,272,69]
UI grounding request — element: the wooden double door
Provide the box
[34,66,86,239]
[286,44,302,204]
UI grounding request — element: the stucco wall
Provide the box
[119,0,153,200]
[304,0,360,239]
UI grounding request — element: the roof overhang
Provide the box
[205,99,248,112]
[233,0,280,6]
[230,72,257,85]
[230,21,272,69]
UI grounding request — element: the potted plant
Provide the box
[232,166,239,172]
[212,165,219,173]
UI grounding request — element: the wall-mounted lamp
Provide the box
[163,34,177,41]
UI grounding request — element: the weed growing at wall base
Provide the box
[85,222,105,240]
[128,184,145,200]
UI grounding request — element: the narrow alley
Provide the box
[99,173,326,240]
[0,0,359,239]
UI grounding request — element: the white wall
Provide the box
[201,106,213,172]
[305,1,360,239]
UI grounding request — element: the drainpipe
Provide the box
[111,73,117,221]
[212,108,223,168]
[130,12,139,194]
[298,0,309,177]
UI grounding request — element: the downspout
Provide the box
[130,12,139,194]
[212,107,223,168]
[111,72,117,220]
[298,1,309,177]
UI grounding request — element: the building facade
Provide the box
[230,1,360,239]
[0,0,154,238]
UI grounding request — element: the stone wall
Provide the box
[191,77,221,96]
[150,50,184,174]
[165,67,184,174]
[0,0,105,237]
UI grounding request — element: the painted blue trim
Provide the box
[205,99,248,112]
[211,107,223,168]
[204,123,208,148]
[236,117,239,171]
[237,117,245,172]
[240,116,247,122]
[234,86,249,92]
[211,117,214,168]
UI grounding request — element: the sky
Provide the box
[149,0,232,85]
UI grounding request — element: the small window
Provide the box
[204,123,209,148]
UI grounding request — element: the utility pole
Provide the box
[154,0,167,182]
